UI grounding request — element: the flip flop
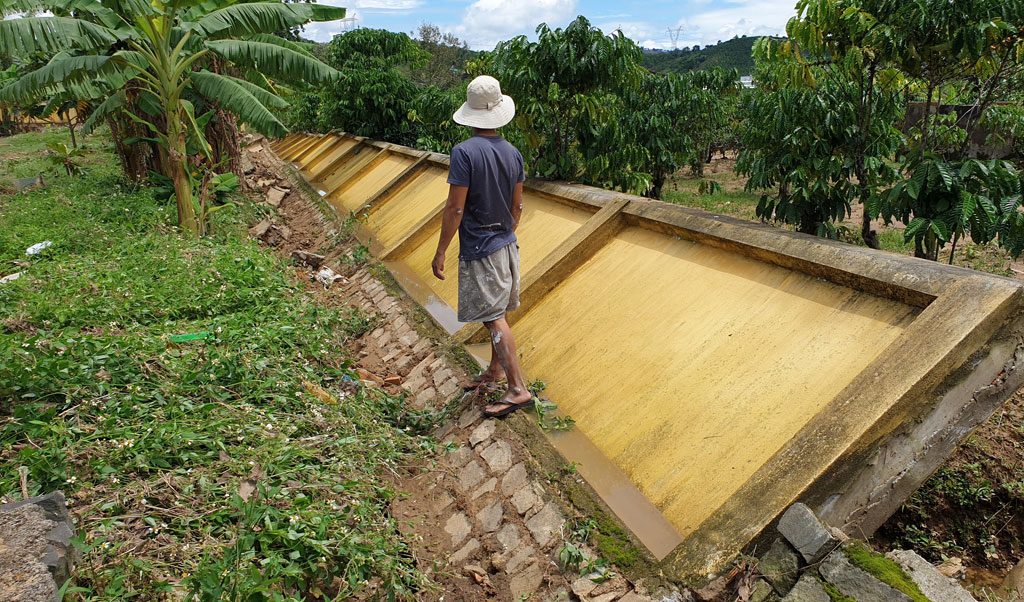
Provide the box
[483,398,535,418]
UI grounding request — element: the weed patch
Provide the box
[0,130,433,600]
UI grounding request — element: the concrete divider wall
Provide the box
[270,132,1024,582]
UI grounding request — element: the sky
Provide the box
[301,0,799,51]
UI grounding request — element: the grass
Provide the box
[0,129,437,601]
[661,160,762,221]
[843,541,931,602]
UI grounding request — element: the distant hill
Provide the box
[642,36,769,76]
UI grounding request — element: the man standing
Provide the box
[431,75,533,418]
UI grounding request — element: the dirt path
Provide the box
[240,138,678,602]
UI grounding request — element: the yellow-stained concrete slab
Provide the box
[294,136,333,165]
[317,146,375,194]
[510,226,918,538]
[397,190,594,312]
[365,167,450,250]
[299,137,350,174]
[273,133,1024,583]
[330,153,417,213]
[281,136,321,161]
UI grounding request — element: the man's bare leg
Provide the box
[482,317,532,415]
[477,335,505,381]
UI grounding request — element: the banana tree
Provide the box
[0,0,345,235]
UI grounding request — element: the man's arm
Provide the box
[510,182,524,231]
[432,184,468,280]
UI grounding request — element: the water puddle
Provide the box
[384,260,466,335]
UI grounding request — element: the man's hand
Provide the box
[432,251,446,280]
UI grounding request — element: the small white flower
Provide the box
[289,515,300,525]
[66,476,77,484]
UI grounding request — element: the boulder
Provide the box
[777,503,839,564]
[0,492,78,602]
[886,549,976,602]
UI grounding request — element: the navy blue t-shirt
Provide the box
[446,134,525,261]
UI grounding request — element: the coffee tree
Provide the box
[488,16,651,194]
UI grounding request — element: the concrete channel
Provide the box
[270,131,1024,580]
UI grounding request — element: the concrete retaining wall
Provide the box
[270,132,1024,582]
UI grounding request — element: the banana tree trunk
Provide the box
[167,111,198,236]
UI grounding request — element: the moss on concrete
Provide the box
[843,541,931,602]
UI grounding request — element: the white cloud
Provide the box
[301,7,362,43]
[350,0,421,12]
[593,0,794,50]
[455,0,578,50]
[676,0,793,46]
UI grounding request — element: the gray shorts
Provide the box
[458,242,521,323]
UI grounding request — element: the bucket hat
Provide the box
[452,75,516,129]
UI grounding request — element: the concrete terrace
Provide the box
[270,131,1024,582]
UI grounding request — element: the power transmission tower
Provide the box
[339,16,359,31]
[667,26,684,49]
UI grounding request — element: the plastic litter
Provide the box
[0,272,22,284]
[313,266,347,290]
[168,331,212,343]
[25,241,53,256]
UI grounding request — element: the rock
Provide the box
[759,538,801,594]
[619,593,653,602]
[1004,560,1024,600]
[506,545,536,573]
[524,502,563,548]
[475,500,503,533]
[592,593,621,602]
[818,550,912,602]
[266,186,288,207]
[274,224,292,241]
[444,512,472,546]
[469,420,495,447]
[459,460,487,492]
[0,491,77,602]
[502,462,528,496]
[885,550,976,602]
[451,538,480,563]
[13,175,45,192]
[695,576,729,601]
[446,445,473,468]
[511,484,542,515]
[481,440,514,473]
[781,574,829,602]
[509,563,545,599]
[459,407,483,429]
[590,575,629,598]
[778,503,839,564]
[430,491,454,516]
[290,249,325,268]
[937,557,966,580]
[248,219,272,239]
[571,576,598,597]
[750,579,778,602]
[544,586,571,602]
[472,477,497,500]
[496,523,520,552]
